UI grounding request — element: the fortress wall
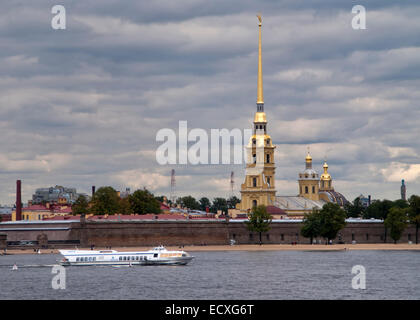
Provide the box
[0,221,75,242]
[74,221,231,247]
[0,220,417,247]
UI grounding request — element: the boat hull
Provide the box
[59,257,194,267]
[58,247,194,267]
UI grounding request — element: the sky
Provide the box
[0,0,419,205]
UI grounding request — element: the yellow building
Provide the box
[298,151,320,201]
[319,160,332,192]
[12,204,73,221]
[237,15,348,217]
[238,15,276,212]
[318,160,348,206]
[12,205,50,221]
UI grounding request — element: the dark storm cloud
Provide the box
[0,0,419,204]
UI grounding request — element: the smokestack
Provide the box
[368,195,371,206]
[92,186,96,197]
[16,180,22,221]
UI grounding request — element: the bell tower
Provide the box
[298,149,320,201]
[238,15,276,212]
[319,160,333,191]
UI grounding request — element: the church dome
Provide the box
[299,149,318,179]
[319,190,348,207]
[320,161,331,181]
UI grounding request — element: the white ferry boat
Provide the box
[59,246,194,266]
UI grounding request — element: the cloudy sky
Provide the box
[1,0,419,205]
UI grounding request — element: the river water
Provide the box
[0,250,419,300]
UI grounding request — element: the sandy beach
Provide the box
[1,243,419,255]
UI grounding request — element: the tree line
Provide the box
[72,186,242,216]
[173,195,241,213]
[72,187,162,215]
[246,195,420,245]
[344,195,420,243]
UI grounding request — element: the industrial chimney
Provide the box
[92,186,96,197]
[16,180,22,221]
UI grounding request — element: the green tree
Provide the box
[199,197,211,212]
[393,199,409,209]
[301,208,322,244]
[318,203,347,243]
[129,189,161,214]
[154,195,165,203]
[180,196,200,210]
[407,195,420,244]
[246,205,272,245]
[89,186,120,215]
[227,196,241,209]
[384,207,408,244]
[119,197,133,214]
[72,195,90,215]
[211,198,228,214]
[344,197,366,218]
[363,199,394,220]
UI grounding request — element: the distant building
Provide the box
[0,207,12,222]
[118,188,131,199]
[358,194,371,208]
[11,203,73,221]
[32,185,86,204]
[401,179,406,201]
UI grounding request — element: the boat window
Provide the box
[119,256,122,261]
[132,256,135,260]
[153,254,158,258]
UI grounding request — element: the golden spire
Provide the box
[257,14,264,104]
[321,159,331,181]
[305,146,312,163]
[321,160,331,182]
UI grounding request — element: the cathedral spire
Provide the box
[305,147,312,169]
[256,14,264,111]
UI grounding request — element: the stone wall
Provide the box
[0,220,417,247]
[72,220,231,247]
[0,234,6,250]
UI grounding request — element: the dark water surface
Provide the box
[0,250,419,299]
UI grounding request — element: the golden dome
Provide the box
[254,112,267,123]
[321,161,331,180]
[305,152,312,163]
